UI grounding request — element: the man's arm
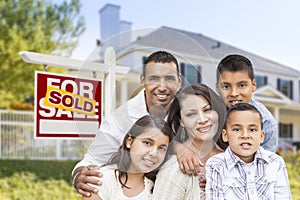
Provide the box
[81,190,102,200]
[73,90,146,197]
[72,117,123,197]
[74,165,101,197]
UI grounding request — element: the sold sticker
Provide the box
[44,86,96,116]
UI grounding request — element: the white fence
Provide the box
[0,109,92,160]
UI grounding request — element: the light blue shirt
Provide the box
[205,146,291,200]
[250,98,278,152]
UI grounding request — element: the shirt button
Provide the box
[232,183,236,186]
[248,171,251,175]
[264,179,268,183]
[251,191,254,194]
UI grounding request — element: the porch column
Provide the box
[273,107,280,122]
[120,80,128,104]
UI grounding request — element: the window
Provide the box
[279,123,293,138]
[254,75,267,88]
[277,78,293,99]
[180,63,201,85]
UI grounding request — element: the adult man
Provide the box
[72,51,182,197]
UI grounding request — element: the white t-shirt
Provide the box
[121,189,146,200]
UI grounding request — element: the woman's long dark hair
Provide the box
[167,83,228,150]
[107,115,174,189]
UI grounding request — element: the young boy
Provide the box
[216,54,278,152]
[205,103,291,199]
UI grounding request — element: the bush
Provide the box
[280,150,300,199]
[0,159,81,200]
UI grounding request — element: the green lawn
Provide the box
[0,152,299,200]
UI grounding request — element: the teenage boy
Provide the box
[72,51,184,197]
[216,54,278,152]
[205,103,291,199]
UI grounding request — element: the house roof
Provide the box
[254,85,292,104]
[131,26,300,77]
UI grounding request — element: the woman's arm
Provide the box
[152,156,189,199]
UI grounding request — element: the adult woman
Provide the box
[152,83,227,199]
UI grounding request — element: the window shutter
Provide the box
[289,80,293,99]
[289,123,293,138]
[277,78,281,90]
[264,76,268,85]
[279,123,282,137]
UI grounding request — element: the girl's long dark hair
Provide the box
[107,115,174,189]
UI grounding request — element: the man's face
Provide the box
[140,61,182,112]
[216,70,256,108]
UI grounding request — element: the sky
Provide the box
[70,0,300,71]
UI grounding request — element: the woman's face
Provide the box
[180,94,218,142]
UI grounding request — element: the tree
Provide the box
[0,0,85,108]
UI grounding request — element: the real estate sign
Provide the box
[35,71,102,139]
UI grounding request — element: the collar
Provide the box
[225,146,270,171]
[127,88,149,119]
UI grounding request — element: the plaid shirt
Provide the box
[250,98,278,152]
[205,147,291,200]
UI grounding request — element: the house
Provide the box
[93,4,300,150]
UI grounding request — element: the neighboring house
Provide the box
[93,4,300,150]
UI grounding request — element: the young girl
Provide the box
[82,115,173,200]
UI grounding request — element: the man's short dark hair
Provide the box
[143,51,179,76]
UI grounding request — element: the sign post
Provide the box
[19,47,130,139]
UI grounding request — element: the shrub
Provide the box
[280,151,300,199]
[0,159,81,200]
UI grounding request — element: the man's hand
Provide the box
[174,142,204,176]
[73,165,102,197]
